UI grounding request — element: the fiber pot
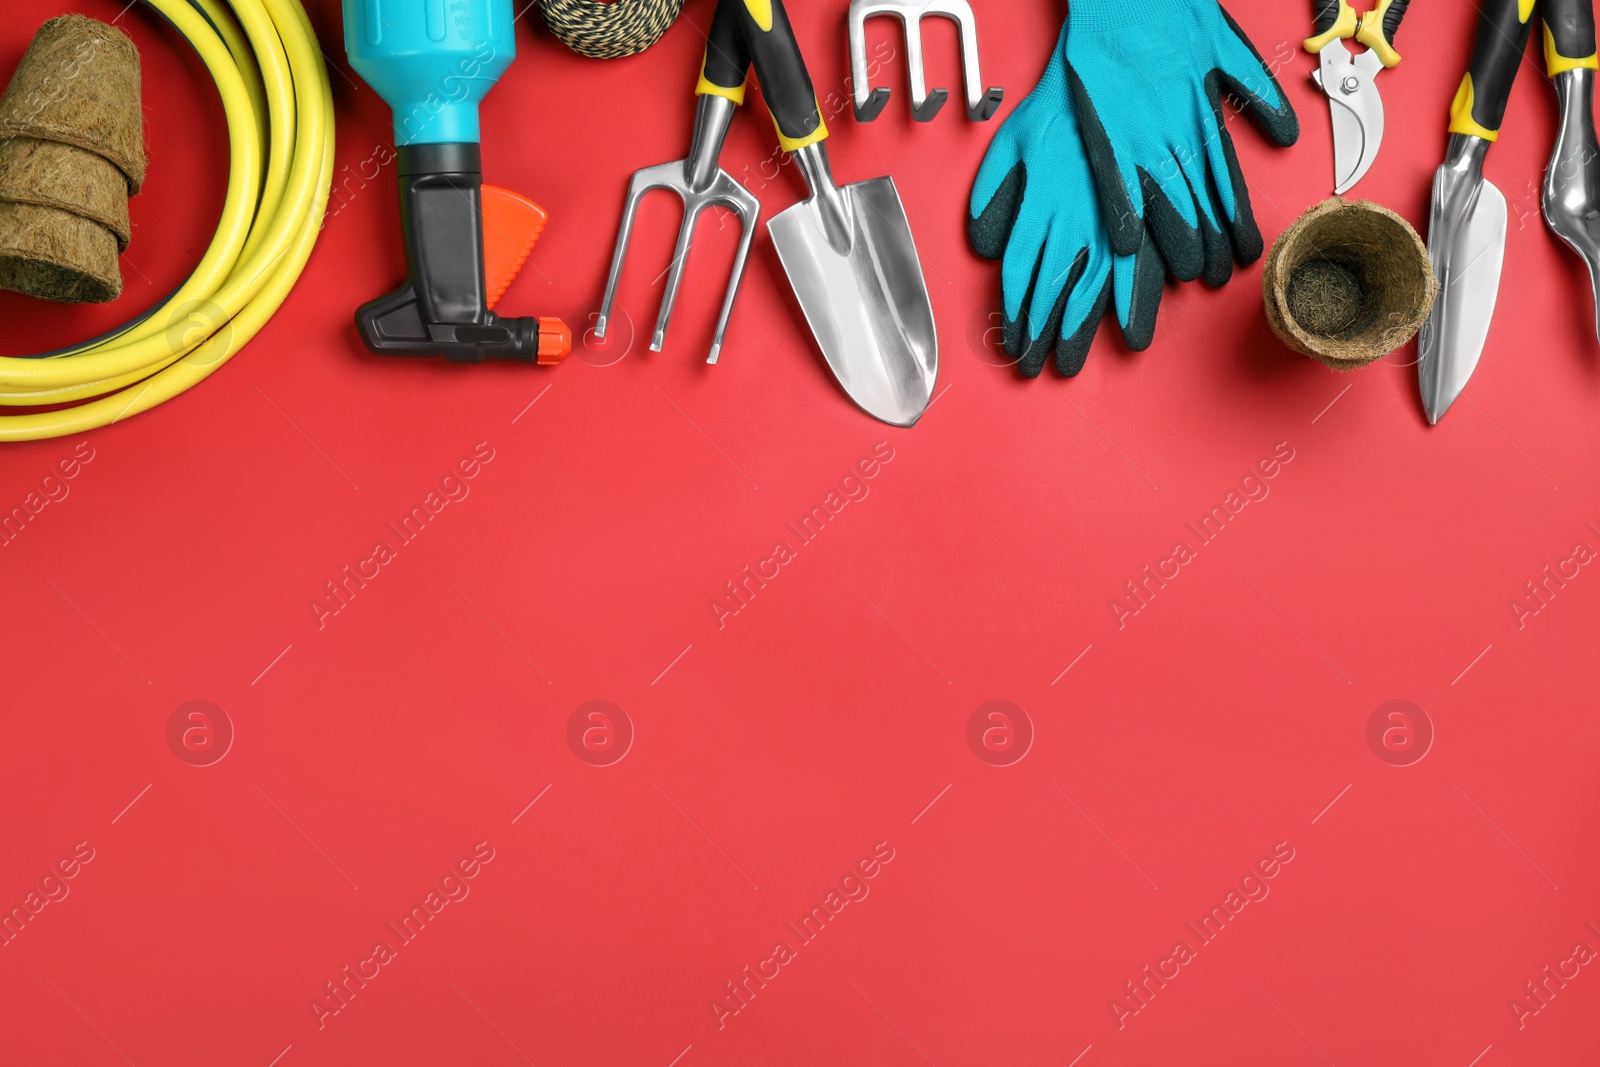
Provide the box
[0,14,144,303]
[1263,197,1437,370]
[0,201,121,303]
[0,14,146,192]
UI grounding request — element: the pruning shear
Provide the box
[1305,0,1413,193]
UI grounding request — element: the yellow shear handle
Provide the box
[1305,0,1405,67]
[1356,0,1404,67]
[1304,0,1359,53]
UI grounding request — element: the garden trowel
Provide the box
[1541,0,1600,343]
[730,0,938,427]
[1418,0,1531,423]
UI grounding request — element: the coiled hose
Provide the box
[0,0,334,442]
[537,0,683,59]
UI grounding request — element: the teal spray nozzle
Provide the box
[341,0,569,363]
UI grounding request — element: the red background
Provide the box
[3,1,1599,1064]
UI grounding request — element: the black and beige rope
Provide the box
[537,0,684,59]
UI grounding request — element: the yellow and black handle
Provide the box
[1544,0,1599,75]
[720,0,828,154]
[1356,0,1411,66]
[1449,0,1537,141]
[1307,0,1410,66]
[1306,0,1360,52]
[696,0,753,104]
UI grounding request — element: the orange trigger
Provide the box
[481,184,549,312]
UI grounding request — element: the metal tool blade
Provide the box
[769,150,938,426]
[1331,96,1381,194]
[1317,46,1385,194]
[1418,144,1506,424]
[1543,67,1600,342]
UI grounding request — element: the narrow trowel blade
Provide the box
[1418,178,1507,424]
[769,177,938,427]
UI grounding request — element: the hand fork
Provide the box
[849,0,1003,122]
[596,7,759,364]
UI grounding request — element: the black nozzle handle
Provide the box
[356,143,562,364]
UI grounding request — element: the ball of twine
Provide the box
[1263,197,1437,370]
[538,0,684,59]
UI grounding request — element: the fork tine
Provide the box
[599,164,684,339]
[651,203,703,352]
[855,87,892,122]
[597,182,650,339]
[902,12,944,120]
[848,1,884,121]
[949,0,1003,120]
[911,89,949,122]
[707,187,761,364]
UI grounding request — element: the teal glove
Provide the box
[1064,0,1298,285]
[969,23,1163,378]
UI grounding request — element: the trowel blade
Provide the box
[769,176,938,427]
[1418,176,1507,424]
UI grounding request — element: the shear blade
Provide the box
[1330,92,1383,193]
[1317,46,1385,194]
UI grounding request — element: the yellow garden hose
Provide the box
[0,0,334,441]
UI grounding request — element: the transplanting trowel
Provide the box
[1541,0,1600,343]
[730,0,939,427]
[1417,0,1533,424]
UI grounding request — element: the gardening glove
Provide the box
[969,22,1164,378]
[1063,0,1298,286]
